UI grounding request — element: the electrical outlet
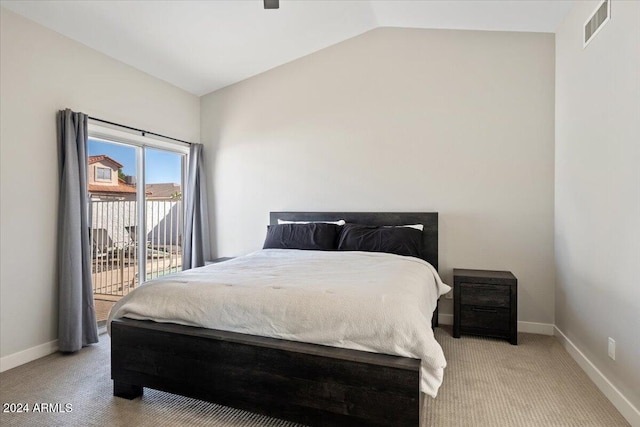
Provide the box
[608,337,616,360]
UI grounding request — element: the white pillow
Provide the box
[384,224,424,231]
[401,224,424,231]
[276,219,421,230]
[278,219,346,226]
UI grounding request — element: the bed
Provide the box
[110,212,445,427]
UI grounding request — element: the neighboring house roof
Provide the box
[88,155,123,169]
[88,178,137,194]
[146,183,181,198]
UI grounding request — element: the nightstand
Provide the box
[453,269,518,345]
[205,257,235,265]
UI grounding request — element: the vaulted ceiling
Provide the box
[1,0,573,95]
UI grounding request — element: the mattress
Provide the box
[108,249,451,397]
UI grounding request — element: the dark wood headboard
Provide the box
[269,212,438,270]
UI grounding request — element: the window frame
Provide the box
[88,122,190,284]
[95,166,112,181]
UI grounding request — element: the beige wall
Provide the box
[555,0,640,410]
[0,9,200,359]
[201,27,556,324]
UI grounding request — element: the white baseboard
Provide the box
[554,326,640,427]
[0,339,58,373]
[438,313,453,325]
[518,321,554,335]
[437,313,554,336]
[1,330,106,373]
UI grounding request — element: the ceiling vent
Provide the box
[584,0,611,48]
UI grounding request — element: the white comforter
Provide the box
[108,249,451,397]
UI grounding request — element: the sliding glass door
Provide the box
[87,128,188,325]
[144,148,185,280]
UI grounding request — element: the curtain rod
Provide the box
[88,116,192,145]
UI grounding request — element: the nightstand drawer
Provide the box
[454,269,517,344]
[459,283,510,307]
[460,306,510,331]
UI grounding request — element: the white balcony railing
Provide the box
[90,200,183,298]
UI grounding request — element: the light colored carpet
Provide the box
[0,326,628,427]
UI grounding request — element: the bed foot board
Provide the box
[114,381,143,399]
[111,318,421,427]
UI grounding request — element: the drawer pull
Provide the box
[472,307,498,313]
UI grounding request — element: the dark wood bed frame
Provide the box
[111,212,439,427]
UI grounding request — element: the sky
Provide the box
[88,139,182,184]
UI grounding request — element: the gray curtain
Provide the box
[183,143,211,269]
[57,109,98,352]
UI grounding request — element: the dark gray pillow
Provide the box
[337,224,423,258]
[263,223,339,251]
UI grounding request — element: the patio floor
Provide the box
[94,298,117,323]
